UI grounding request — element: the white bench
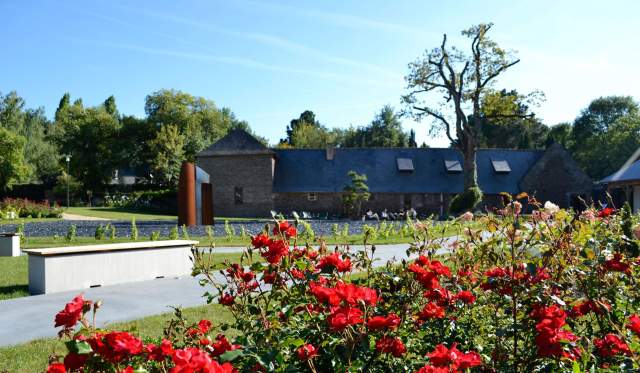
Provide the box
[23,240,198,295]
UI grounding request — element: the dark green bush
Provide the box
[448,186,483,215]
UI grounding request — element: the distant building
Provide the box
[600,157,640,213]
[196,129,593,218]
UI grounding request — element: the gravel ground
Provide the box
[0,219,411,238]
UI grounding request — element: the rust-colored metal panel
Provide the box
[178,162,196,226]
[201,183,214,225]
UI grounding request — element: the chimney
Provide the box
[325,145,336,160]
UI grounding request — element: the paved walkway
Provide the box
[0,241,453,347]
[61,213,110,221]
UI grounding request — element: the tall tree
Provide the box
[340,106,411,147]
[0,127,28,190]
[282,110,322,146]
[403,23,534,213]
[147,124,185,185]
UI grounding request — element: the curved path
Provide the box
[0,241,453,347]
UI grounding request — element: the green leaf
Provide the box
[219,349,243,362]
[65,340,93,355]
[133,368,149,373]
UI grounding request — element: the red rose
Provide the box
[198,319,212,334]
[327,306,363,331]
[594,334,631,357]
[603,253,631,274]
[375,336,406,357]
[598,207,615,218]
[64,352,88,371]
[118,367,134,373]
[170,347,236,373]
[210,334,241,357]
[317,252,352,272]
[251,233,271,248]
[291,268,306,280]
[55,294,90,331]
[273,221,297,238]
[426,343,482,370]
[628,314,640,336]
[261,239,289,264]
[367,313,401,331]
[418,302,445,320]
[147,339,174,361]
[219,293,235,306]
[296,343,319,360]
[46,363,66,373]
[454,290,476,304]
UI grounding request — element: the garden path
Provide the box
[0,240,454,347]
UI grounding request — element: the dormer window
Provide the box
[492,160,511,173]
[444,160,462,173]
[396,158,414,172]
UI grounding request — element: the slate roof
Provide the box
[600,159,640,184]
[272,148,544,194]
[197,129,273,156]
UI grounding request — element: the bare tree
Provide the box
[403,23,530,211]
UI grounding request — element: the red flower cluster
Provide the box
[598,207,616,218]
[171,347,235,373]
[408,256,451,290]
[367,313,401,331]
[628,314,640,336]
[569,299,611,318]
[46,363,66,373]
[54,294,91,335]
[593,334,631,357]
[375,336,406,357]
[326,306,363,331]
[251,231,290,265]
[530,304,578,359]
[317,252,352,272]
[417,343,481,372]
[273,220,297,238]
[87,331,144,363]
[603,253,631,274]
[145,339,174,362]
[480,265,550,295]
[418,302,446,320]
[309,281,378,307]
[296,343,319,360]
[219,293,235,306]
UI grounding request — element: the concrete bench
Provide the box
[0,233,20,257]
[23,240,198,295]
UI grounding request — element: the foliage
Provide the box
[130,218,138,241]
[0,198,62,218]
[94,225,105,240]
[181,224,190,240]
[65,225,77,242]
[449,186,483,215]
[147,124,185,185]
[104,189,175,210]
[53,171,83,203]
[169,226,179,240]
[150,231,160,241]
[0,126,29,190]
[340,105,414,148]
[342,171,370,218]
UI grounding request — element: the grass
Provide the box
[65,207,177,221]
[0,304,233,373]
[0,217,62,226]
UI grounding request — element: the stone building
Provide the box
[196,129,593,218]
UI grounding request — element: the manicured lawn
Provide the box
[65,207,177,221]
[0,217,62,226]
[0,304,233,373]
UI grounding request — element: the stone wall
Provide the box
[197,154,275,217]
[520,144,593,208]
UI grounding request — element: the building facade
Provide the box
[196,130,593,218]
[600,157,640,213]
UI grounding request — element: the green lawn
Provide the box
[65,207,177,221]
[0,304,233,373]
[0,217,62,226]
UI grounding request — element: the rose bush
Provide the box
[47,196,640,372]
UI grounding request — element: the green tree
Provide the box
[342,171,370,218]
[545,122,573,148]
[403,23,535,212]
[145,89,237,160]
[0,127,29,190]
[147,124,185,185]
[569,96,640,179]
[340,106,411,147]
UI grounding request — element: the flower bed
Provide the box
[0,197,62,219]
[46,196,640,372]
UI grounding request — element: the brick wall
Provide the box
[197,154,275,217]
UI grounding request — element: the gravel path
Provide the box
[62,213,110,221]
[0,240,454,347]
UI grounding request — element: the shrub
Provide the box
[94,225,105,240]
[168,226,179,240]
[0,197,62,218]
[149,231,160,241]
[448,186,482,215]
[130,218,138,241]
[181,224,190,240]
[65,224,76,242]
[45,201,640,372]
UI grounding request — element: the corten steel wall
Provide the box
[197,154,275,217]
[178,162,196,226]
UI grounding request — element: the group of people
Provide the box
[363,207,418,221]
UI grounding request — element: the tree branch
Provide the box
[480,59,520,88]
[412,106,456,144]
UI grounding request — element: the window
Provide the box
[234,187,243,205]
[491,160,511,173]
[396,158,414,172]
[307,193,317,201]
[444,160,462,173]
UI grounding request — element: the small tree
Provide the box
[342,171,370,218]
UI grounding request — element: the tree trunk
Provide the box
[462,136,478,191]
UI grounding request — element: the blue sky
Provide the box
[2,0,639,146]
